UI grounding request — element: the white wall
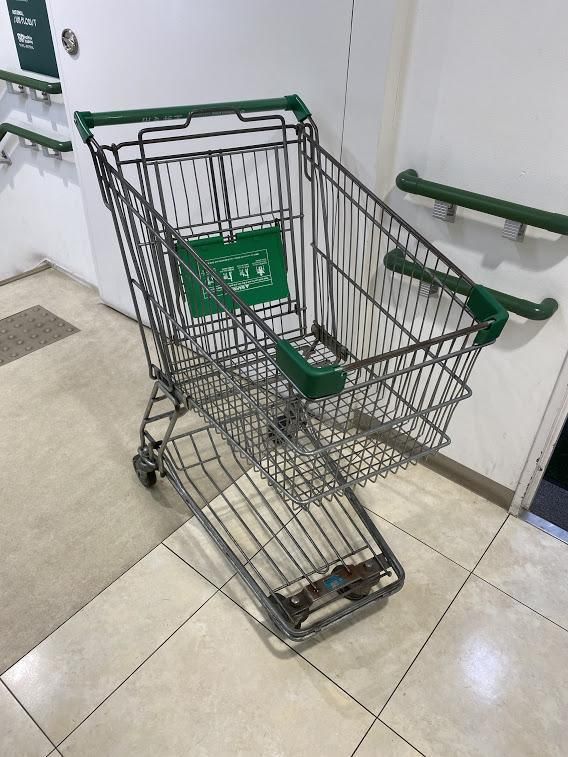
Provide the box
[48,0,398,317]
[378,0,568,491]
[0,1,94,283]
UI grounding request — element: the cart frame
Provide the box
[75,96,505,637]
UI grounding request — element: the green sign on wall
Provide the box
[6,0,59,78]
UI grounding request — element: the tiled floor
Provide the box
[0,269,241,673]
[3,466,568,757]
[3,270,568,756]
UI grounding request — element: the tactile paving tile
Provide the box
[0,305,79,366]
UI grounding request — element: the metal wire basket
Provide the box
[76,96,506,636]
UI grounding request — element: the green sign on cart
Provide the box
[178,226,289,318]
[6,0,59,78]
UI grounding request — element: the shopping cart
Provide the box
[75,96,507,638]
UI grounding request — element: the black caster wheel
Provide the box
[132,454,157,488]
[332,565,371,602]
[340,586,371,602]
[268,592,309,630]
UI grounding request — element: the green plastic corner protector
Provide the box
[276,340,347,399]
[177,225,289,317]
[467,285,509,346]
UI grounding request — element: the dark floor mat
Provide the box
[530,479,568,532]
[0,305,79,366]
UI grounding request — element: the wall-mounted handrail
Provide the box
[396,168,568,236]
[0,122,72,163]
[384,248,558,321]
[0,69,62,95]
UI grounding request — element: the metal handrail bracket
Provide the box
[0,68,62,103]
[396,168,568,240]
[0,122,72,163]
[384,248,558,321]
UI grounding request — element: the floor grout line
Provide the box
[473,573,568,634]
[376,718,427,756]
[470,514,510,573]
[162,515,294,593]
[54,588,220,748]
[349,718,376,757]
[376,570,470,721]
[375,514,512,722]
[162,541,232,591]
[216,585,377,718]
[362,503,504,572]
[0,530,189,677]
[0,679,57,753]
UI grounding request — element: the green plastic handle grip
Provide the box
[384,248,556,325]
[397,168,568,236]
[276,340,347,399]
[0,69,62,95]
[74,94,311,143]
[0,122,72,152]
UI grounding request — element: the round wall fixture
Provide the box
[61,29,79,56]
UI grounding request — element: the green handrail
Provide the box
[0,122,72,153]
[384,248,558,321]
[396,168,568,236]
[0,69,62,95]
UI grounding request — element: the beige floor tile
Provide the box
[355,720,421,756]
[476,516,568,630]
[165,468,292,587]
[0,682,52,757]
[2,546,215,744]
[224,514,467,713]
[0,269,241,672]
[359,463,507,569]
[59,592,372,757]
[382,575,568,757]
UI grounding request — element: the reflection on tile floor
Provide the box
[381,575,568,757]
[475,515,568,630]
[3,272,568,756]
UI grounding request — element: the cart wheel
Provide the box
[332,566,371,602]
[132,454,157,488]
[340,586,371,601]
[267,592,309,630]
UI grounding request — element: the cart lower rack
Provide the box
[76,96,505,637]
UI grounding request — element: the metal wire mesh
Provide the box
[152,418,401,636]
[88,113,486,507]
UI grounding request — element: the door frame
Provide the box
[510,351,568,515]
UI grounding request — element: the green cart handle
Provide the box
[74,94,311,143]
[385,247,556,328]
